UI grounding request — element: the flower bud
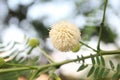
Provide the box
[0,57,5,67]
[28,38,40,48]
[56,77,61,80]
[71,44,80,52]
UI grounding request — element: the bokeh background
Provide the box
[0,0,120,80]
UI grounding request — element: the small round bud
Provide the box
[71,44,80,52]
[55,77,61,80]
[0,57,5,67]
[28,38,40,48]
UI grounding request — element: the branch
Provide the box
[1,49,120,74]
[25,49,120,79]
[37,46,54,63]
[79,41,97,52]
[35,50,120,71]
[0,67,37,73]
[97,0,108,51]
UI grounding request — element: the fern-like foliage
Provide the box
[76,54,120,80]
[0,38,40,80]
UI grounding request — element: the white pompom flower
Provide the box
[49,21,81,52]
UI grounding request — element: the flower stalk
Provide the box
[37,46,54,63]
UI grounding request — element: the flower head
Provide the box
[49,21,81,52]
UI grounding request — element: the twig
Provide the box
[97,0,108,51]
[37,46,54,63]
[1,49,120,73]
[80,41,97,52]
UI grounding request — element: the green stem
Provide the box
[29,67,51,80]
[5,63,37,69]
[37,46,54,63]
[1,49,120,76]
[79,41,97,52]
[29,70,40,80]
[97,0,108,51]
[29,46,55,80]
[0,67,37,73]
[102,0,108,23]
[27,47,34,54]
[34,50,120,71]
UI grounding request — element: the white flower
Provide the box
[49,21,81,52]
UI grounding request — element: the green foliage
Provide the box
[77,64,88,72]
[100,55,105,66]
[0,71,29,80]
[82,26,96,41]
[90,54,95,65]
[32,21,49,39]
[82,26,117,43]
[0,38,41,80]
[96,55,100,65]
[0,72,19,80]
[51,73,61,80]
[112,72,119,80]
[81,55,85,63]
[116,64,120,72]
[87,66,95,77]
[100,26,117,43]
[98,67,105,78]
[108,60,120,80]
[109,60,115,70]
[77,55,81,63]
[93,66,100,79]
[102,69,110,78]
[76,54,118,80]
